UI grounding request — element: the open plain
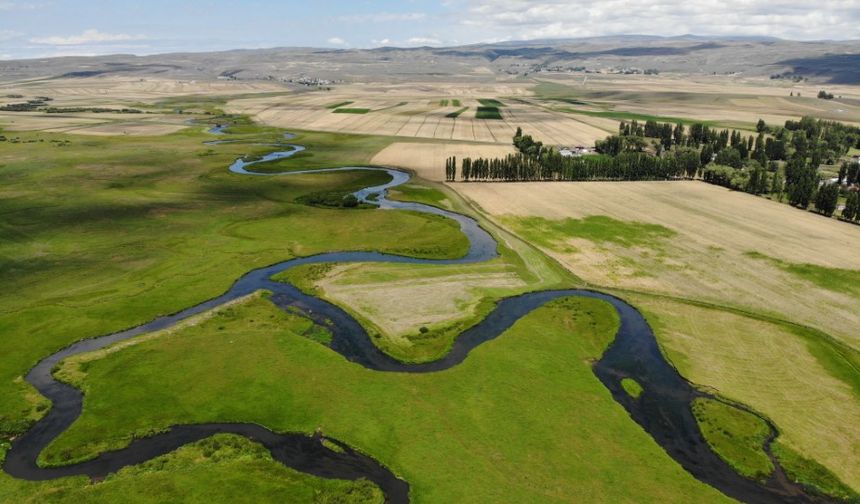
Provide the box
[1,28,860,504]
[452,180,860,346]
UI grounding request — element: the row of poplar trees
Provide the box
[443,120,860,223]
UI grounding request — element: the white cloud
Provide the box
[0,1,44,10]
[337,12,426,23]
[449,0,860,41]
[0,29,21,41]
[407,37,442,46]
[29,29,146,46]
[327,37,347,45]
[369,35,448,48]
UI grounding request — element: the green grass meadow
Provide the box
[31,295,732,503]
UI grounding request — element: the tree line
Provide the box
[444,118,860,223]
[453,151,698,182]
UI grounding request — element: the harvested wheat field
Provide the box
[372,142,515,181]
[0,76,286,105]
[315,262,527,337]
[0,112,108,131]
[45,121,190,136]
[454,180,860,346]
[0,76,290,136]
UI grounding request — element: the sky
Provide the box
[1,0,859,60]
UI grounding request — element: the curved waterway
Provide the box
[3,130,837,504]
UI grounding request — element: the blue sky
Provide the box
[1,1,858,60]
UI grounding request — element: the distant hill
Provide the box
[1,35,859,84]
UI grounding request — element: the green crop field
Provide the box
[475,106,502,120]
[332,108,370,114]
[445,106,468,118]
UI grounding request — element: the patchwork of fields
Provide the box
[0,76,287,136]
[226,84,616,146]
[533,75,860,127]
[453,180,860,347]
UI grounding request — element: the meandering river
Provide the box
[3,130,836,503]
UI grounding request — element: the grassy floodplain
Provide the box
[26,294,736,503]
[1,433,383,503]
[0,125,470,439]
[274,181,577,362]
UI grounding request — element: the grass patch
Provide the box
[475,106,502,120]
[240,130,395,172]
[477,99,504,107]
[691,398,774,482]
[445,107,468,118]
[620,378,643,398]
[333,108,370,114]
[439,99,449,107]
[37,295,732,502]
[388,183,450,209]
[451,99,461,107]
[326,101,354,109]
[744,251,860,297]
[0,433,382,503]
[772,441,860,502]
[503,215,676,251]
